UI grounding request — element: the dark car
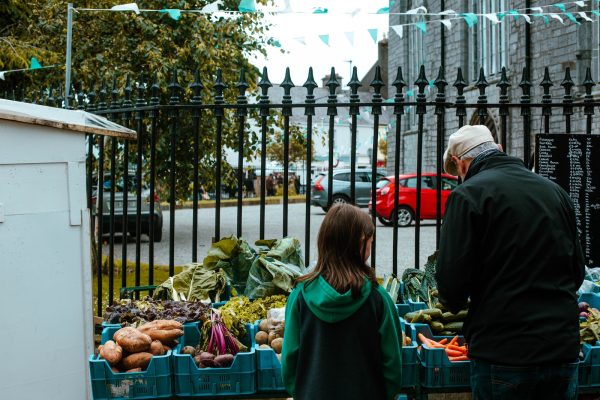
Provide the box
[92,174,163,242]
[311,168,386,210]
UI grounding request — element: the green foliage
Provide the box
[1,0,280,200]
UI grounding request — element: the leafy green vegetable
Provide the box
[402,251,438,308]
[203,236,257,295]
[152,263,227,302]
[580,308,600,344]
[103,297,210,325]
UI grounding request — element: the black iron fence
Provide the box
[4,64,600,315]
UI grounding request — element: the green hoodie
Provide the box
[281,276,403,400]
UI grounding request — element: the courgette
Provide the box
[430,321,445,332]
[443,321,464,332]
[442,310,468,323]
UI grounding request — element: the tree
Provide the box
[265,123,315,165]
[0,0,279,200]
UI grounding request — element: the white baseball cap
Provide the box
[443,125,496,176]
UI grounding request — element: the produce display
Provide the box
[403,306,466,335]
[103,297,210,326]
[255,309,286,362]
[579,301,600,344]
[402,252,438,306]
[97,320,183,373]
[219,295,287,338]
[417,334,470,362]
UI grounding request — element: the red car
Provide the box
[369,173,458,227]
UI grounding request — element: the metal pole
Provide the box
[65,3,74,102]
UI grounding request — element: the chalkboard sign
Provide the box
[536,134,600,268]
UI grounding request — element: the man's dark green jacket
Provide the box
[281,276,403,400]
[436,152,585,365]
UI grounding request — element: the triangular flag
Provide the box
[377,7,389,14]
[30,57,42,70]
[461,13,478,27]
[574,1,586,7]
[350,8,361,17]
[593,10,600,17]
[280,0,292,13]
[553,3,566,12]
[406,90,414,97]
[440,10,456,15]
[530,7,544,13]
[565,12,580,24]
[579,12,593,22]
[391,25,404,38]
[429,80,435,88]
[201,1,222,13]
[406,6,427,14]
[294,37,306,45]
[313,7,328,14]
[521,14,532,23]
[238,0,256,12]
[319,34,330,46]
[160,9,181,20]
[368,28,378,43]
[507,10,520,21]
[549,13,565,24]
[270,38,282,47]
[440,19,452,30]
[533,13,550,24]
[0,71,5,81]
[344,32,355,45]
[415,22,427,33]
[111,3,140,14]
[484,13,500,23]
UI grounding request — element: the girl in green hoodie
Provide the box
[281,203,403,400]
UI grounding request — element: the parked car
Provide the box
[369,173,458,227]
[92,174,163,242]
[311,168,386,210]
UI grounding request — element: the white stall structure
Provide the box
[0,99,135,400]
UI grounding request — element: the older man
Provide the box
[436,125,585,399]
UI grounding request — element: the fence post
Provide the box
[281,68,294,238]
[348,67,362,205]
[561,67,574,134]
[325,67,339,209]
[540,67,553,135]
[434,67,447,249]
[303,68,318,267]
[148,75,161,282]
[583,67,595,136]
[213,69,227,242]
[258,67,272,240]
[236,68,249,238]
[476,67,489,126]
[370,66,384,271]
[454,68,467,128]
[190,70,204,262]
[414,65,429,270]
[167,69,182,277]
[519,67,532,168]
[392,67,406,277]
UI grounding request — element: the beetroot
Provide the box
[579,302,590,312]
[580,311,590,318]
[213,354,234,368]
[199,352,216,368]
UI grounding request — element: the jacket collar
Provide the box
[464,151,526,181]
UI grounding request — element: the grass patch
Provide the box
[92,257,183,316]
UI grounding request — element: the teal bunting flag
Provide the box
[270,39,282,47]
[377,7,390,14]
[385,98,394,103]
[593,10,600,16]
[415,22,427,33]
[553,3,566,12]
[30,57,42,70]
[313,7,328,14]
[160,9,181,20]
[507,10,520,21]
[368,28,378,43]
[461,13,478,28]
[238,0,256,12]
[533,13,550,24]
[319,34,330,46]
[429,80,435,88]
[565,12,580,24]
[406,90,414,97]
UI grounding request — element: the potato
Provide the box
[271,338,283,354]
[150,340,166,356]
[258,319,270,333]
[259,344,271,350]
[100,340,123,366]
[122,352,153,370]
[181,346,196,356]
[126,368,142,373]
[267,331,277,345]
[255,331,268,346]
[113,327,152,353]
[199,352,215,368]
[276,353,282,362]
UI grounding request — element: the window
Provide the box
[405,177,435,189]
[376,178,390,189]
[471,1,507,79]
[357,172,371,182]
[333,173,350,182]
[441,177,458,191]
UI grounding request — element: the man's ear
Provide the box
[497,143,503,152]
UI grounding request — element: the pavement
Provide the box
[101,202,438,278]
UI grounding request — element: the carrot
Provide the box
[445,348,463,357]
[448,355,469,362]
[447,344,466,353]
[417,334,445,348]
[449,335,459,346]
[438,338,448,345]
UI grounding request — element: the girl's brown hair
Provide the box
[296,203,377,297]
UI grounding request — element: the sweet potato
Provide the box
[138,320,182,333]
[145,329,184,343]
[150,340,166,356]
[122,352,153,370]
[125,368,142,373]
[111,366,121,374]
[113,327,152,353]
[100,340,123,366]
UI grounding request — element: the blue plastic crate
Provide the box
[399,319,419,389]
[579,292,600,309]
[411,324,471,389]
[579,342,600,387]
[396,303,411,319]
[253,321,285,392]
[90,326,172,399]
[173,322,256,397]
[408,300,427,312]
